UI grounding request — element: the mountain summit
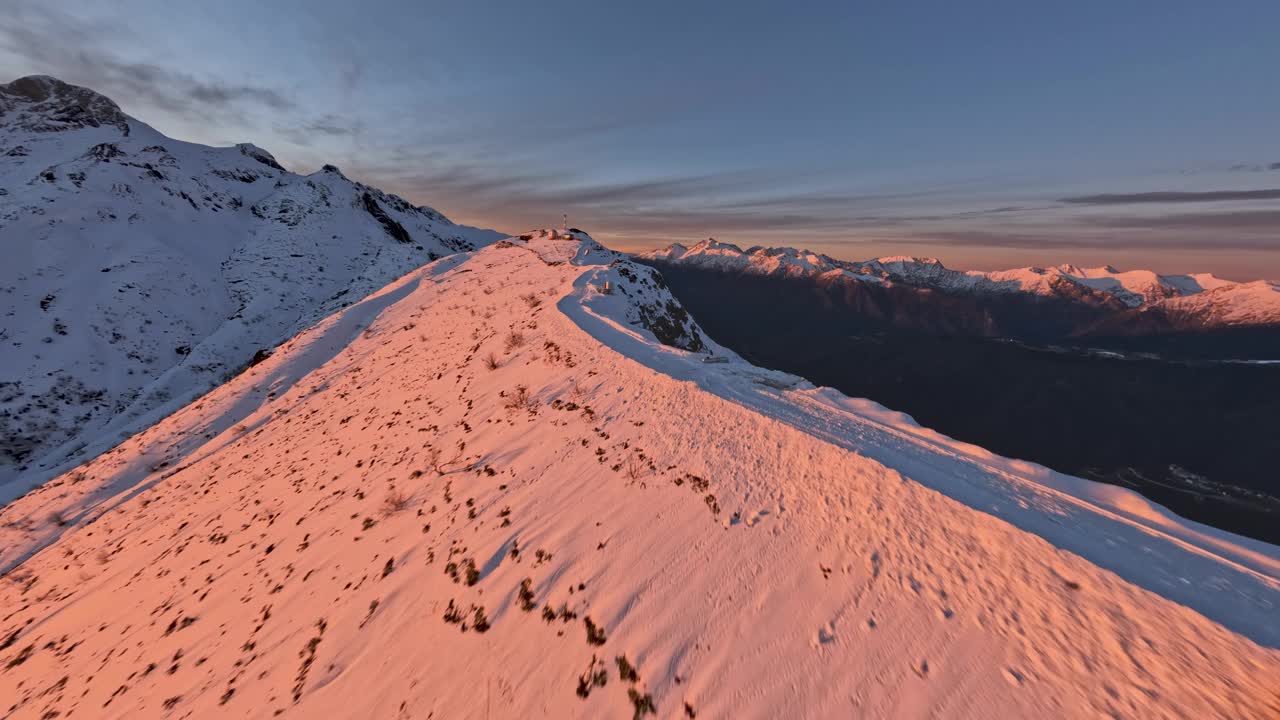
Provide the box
[0,75,132,135]
[0,75,502,495]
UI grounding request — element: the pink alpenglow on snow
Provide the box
[1,231,1277,719]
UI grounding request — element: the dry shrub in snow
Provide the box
[505,385,538,411]
[382,489,409,515]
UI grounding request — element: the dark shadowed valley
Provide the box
[643,261,1280,543]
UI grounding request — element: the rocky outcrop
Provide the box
[361,190,412,243]
[0,75,131,135]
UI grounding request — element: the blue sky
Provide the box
[4,0,1279,277]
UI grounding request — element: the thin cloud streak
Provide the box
[1078,210,1280,230]
[1061,189,1280,205]
[895,229,1280,252]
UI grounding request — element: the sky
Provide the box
[3,0,1279,278]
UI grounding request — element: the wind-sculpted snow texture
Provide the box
[0,76,501,496]
[1,231,1276,719]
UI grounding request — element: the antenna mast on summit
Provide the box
[562,213,568,230]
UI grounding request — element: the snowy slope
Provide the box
[1084,280,1280,334]
[1151,280,1280,326]
[642,239,1280,323]
[1,231,1276,719]
[0,76,502,494]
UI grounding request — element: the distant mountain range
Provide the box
[641,239,1280,335]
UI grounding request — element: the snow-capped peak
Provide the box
[641,241,1280,325]
[1118,279,1280,329]
[0,75,132,136]
[686,236,748,257]
[0,75,503,493]
[639,239,841,277]
[870,255,945,267]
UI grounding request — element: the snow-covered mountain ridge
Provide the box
[642,239,1280,327]
[0,231,1276,718]
[0,75,502,494]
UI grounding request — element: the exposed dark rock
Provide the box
[0,75,131,135]
[612,261,706,352]
[85,142,125,161]
[361,192,413,244]
[212,168,262,183]
[636,297,705,352]
[236,143,286,172]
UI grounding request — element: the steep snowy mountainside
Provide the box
[1151,279,1280,326]
[0,75,502,495]
[640,239,1280,325]
[1083,280,1280,335]
[1,232,1276,719]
